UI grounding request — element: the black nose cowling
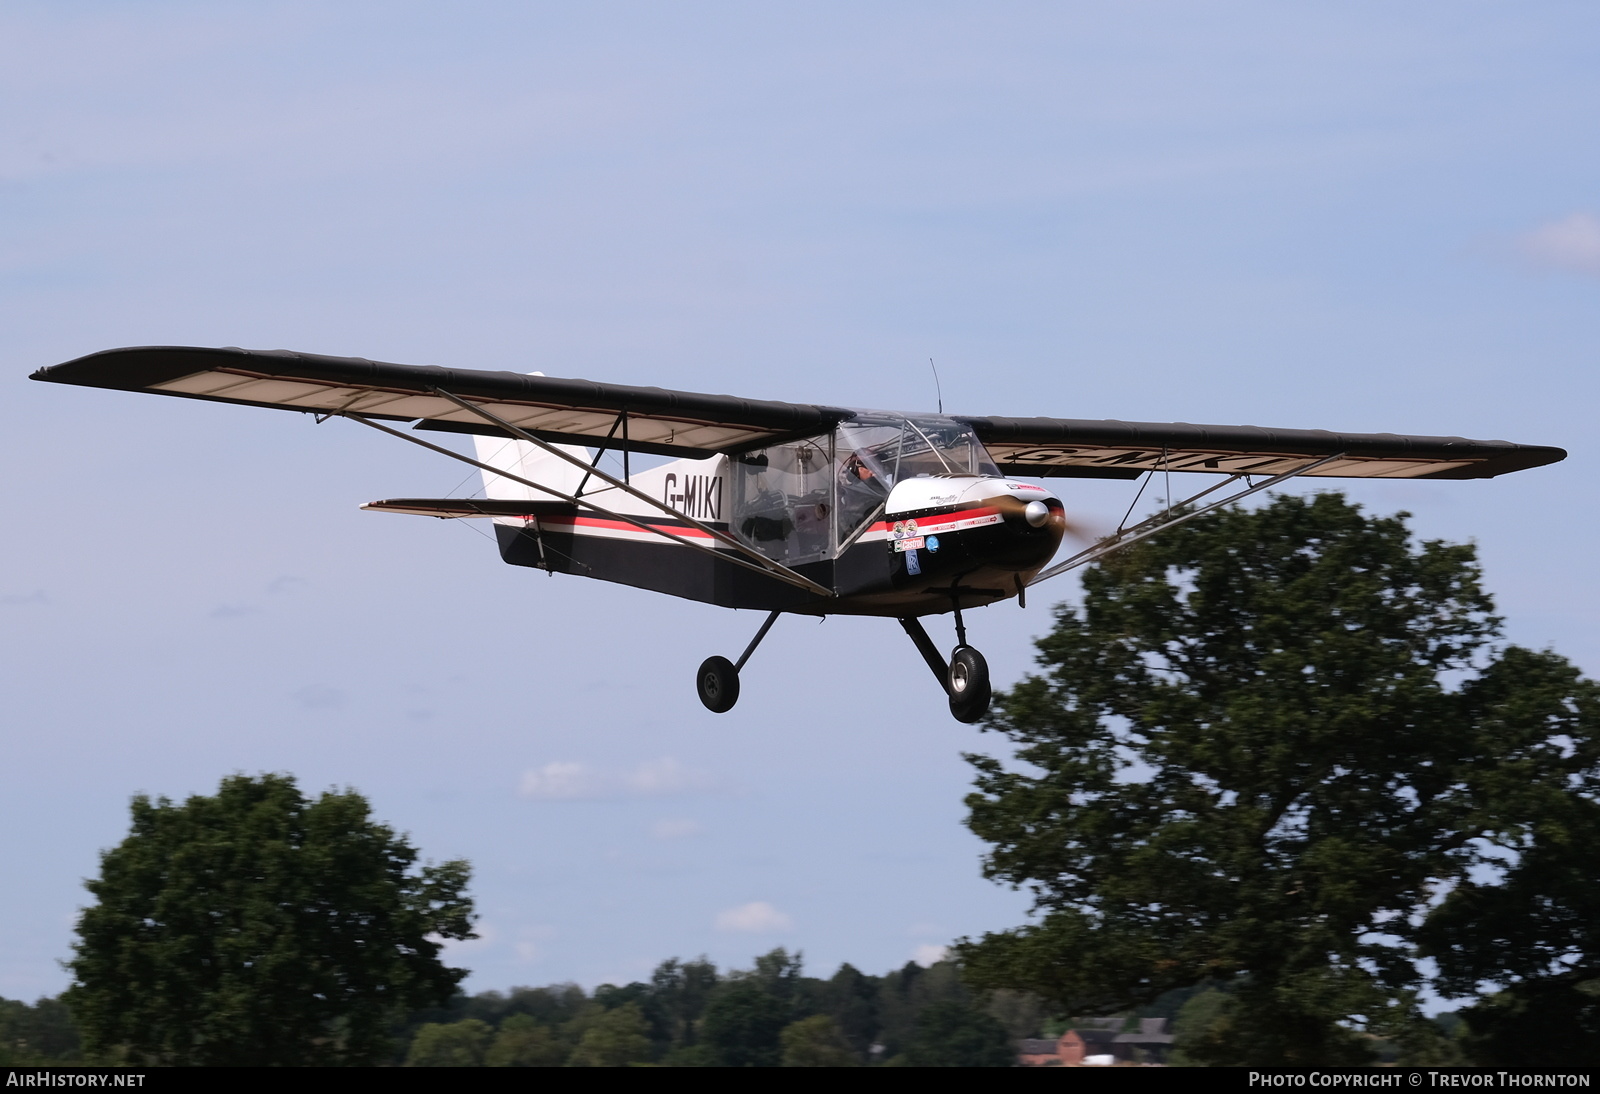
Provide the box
[989,494,1066,571]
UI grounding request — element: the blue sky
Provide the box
[3,1,1597,1000]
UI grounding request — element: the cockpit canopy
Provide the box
[730,413,1000,564]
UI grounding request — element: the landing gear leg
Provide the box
[696,611,780,714]
[898,614,992,724]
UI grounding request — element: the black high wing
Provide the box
[31,345,1565,479]
[30,345,853,459]
[964,415,1566,480]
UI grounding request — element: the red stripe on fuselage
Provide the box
[534,514,719,540]
[528,504,1000,544]
[876,505,1001,532]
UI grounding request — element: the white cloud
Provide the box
[1517,212,1600,276]
[715,901,793,934]
[518,757,717,801]
[625,757,716,796]
[518,762,600,800]
[514,924,557,962]
[652,817,705,840]
[912,944,950,968]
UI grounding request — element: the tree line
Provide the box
[0,960,1475,1067]
[397,951,1017,1066]
[2,952,1017,1067]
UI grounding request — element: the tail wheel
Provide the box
[947,645,991,724]
[696,656,740,713]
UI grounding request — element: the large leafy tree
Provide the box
[957,493,1600,1065]
[66,773,476,1066]
[701,979,791,1067]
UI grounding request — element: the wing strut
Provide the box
[836,501,886,554]
[1027,452,1345,587]
[425,388,833,598]
[343,412,834,598]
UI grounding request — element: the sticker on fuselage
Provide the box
[905,548,921,575]
[926,535,940,553]
[893,536,926,553]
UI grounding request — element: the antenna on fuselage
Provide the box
[929,357,943,415]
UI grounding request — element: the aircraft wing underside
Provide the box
[32,345,1564,480]
[963,416,1565,480]
[31,345,852,459]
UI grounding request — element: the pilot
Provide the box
[838,454,888,536]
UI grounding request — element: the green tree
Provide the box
[645,957,719,1054]
[65,773,476,1066]
[957,494,1600,1066]
[0,996,82,1064]
[660,1043,720,1066]
[1418,783,1600,1066]
[747,948,804,1003]
[875,960,969,1059]
[406,1018,491,1066]
[701,979,791,1067]
[484,1013,569,1067]
[902,1000,1012,1067]
[779,1014,859,1066]
[1168,988,1231,1065]
[566,1002,654,1066]
[812,963,880,1055]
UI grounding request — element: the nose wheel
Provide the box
[946,645,991,724]
[898,609,995,724]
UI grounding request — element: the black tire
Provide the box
[696,655,740,713]
[947,645,991,724]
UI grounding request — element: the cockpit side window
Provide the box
[730,435,833,564]
[835,420,902,546]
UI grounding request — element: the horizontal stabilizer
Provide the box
[360,498,572,519]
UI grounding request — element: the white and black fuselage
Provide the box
[480,413,1067,618]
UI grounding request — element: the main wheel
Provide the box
[947,645,991,724]
[696,655,740,713]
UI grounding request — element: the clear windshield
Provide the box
[897,417,1001,479]
[835,415,999,541]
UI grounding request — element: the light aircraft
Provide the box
[32,346,1566,722]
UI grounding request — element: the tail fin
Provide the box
[473,434,589,502]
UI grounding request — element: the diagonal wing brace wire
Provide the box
[426,388,833,598]
[1026,453,1345,587]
